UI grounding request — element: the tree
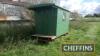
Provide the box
[70,11,82,21]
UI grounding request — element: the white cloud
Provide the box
[59,0,82,11]
[64,0,100,15]
[80,2,100,15]
[64,0,83,12]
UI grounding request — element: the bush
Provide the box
[70,20,89,32]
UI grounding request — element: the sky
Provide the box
[60,0,100,16]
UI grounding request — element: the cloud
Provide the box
[63,0,100,15]
[81,2,100,15]
[95,5,100,13]
[64,0,82,12]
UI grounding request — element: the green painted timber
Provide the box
[56,9,70,36]
[29,4,70,37]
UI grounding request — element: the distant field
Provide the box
[0,20,100,56]
[84,17,100,22]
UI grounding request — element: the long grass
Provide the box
[0,19,100,56]
[0,21,35,43]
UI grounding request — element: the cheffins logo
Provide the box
[62,44,94,52]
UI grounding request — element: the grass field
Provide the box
[0,20,100,56]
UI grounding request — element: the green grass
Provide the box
[0,20,100,56]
